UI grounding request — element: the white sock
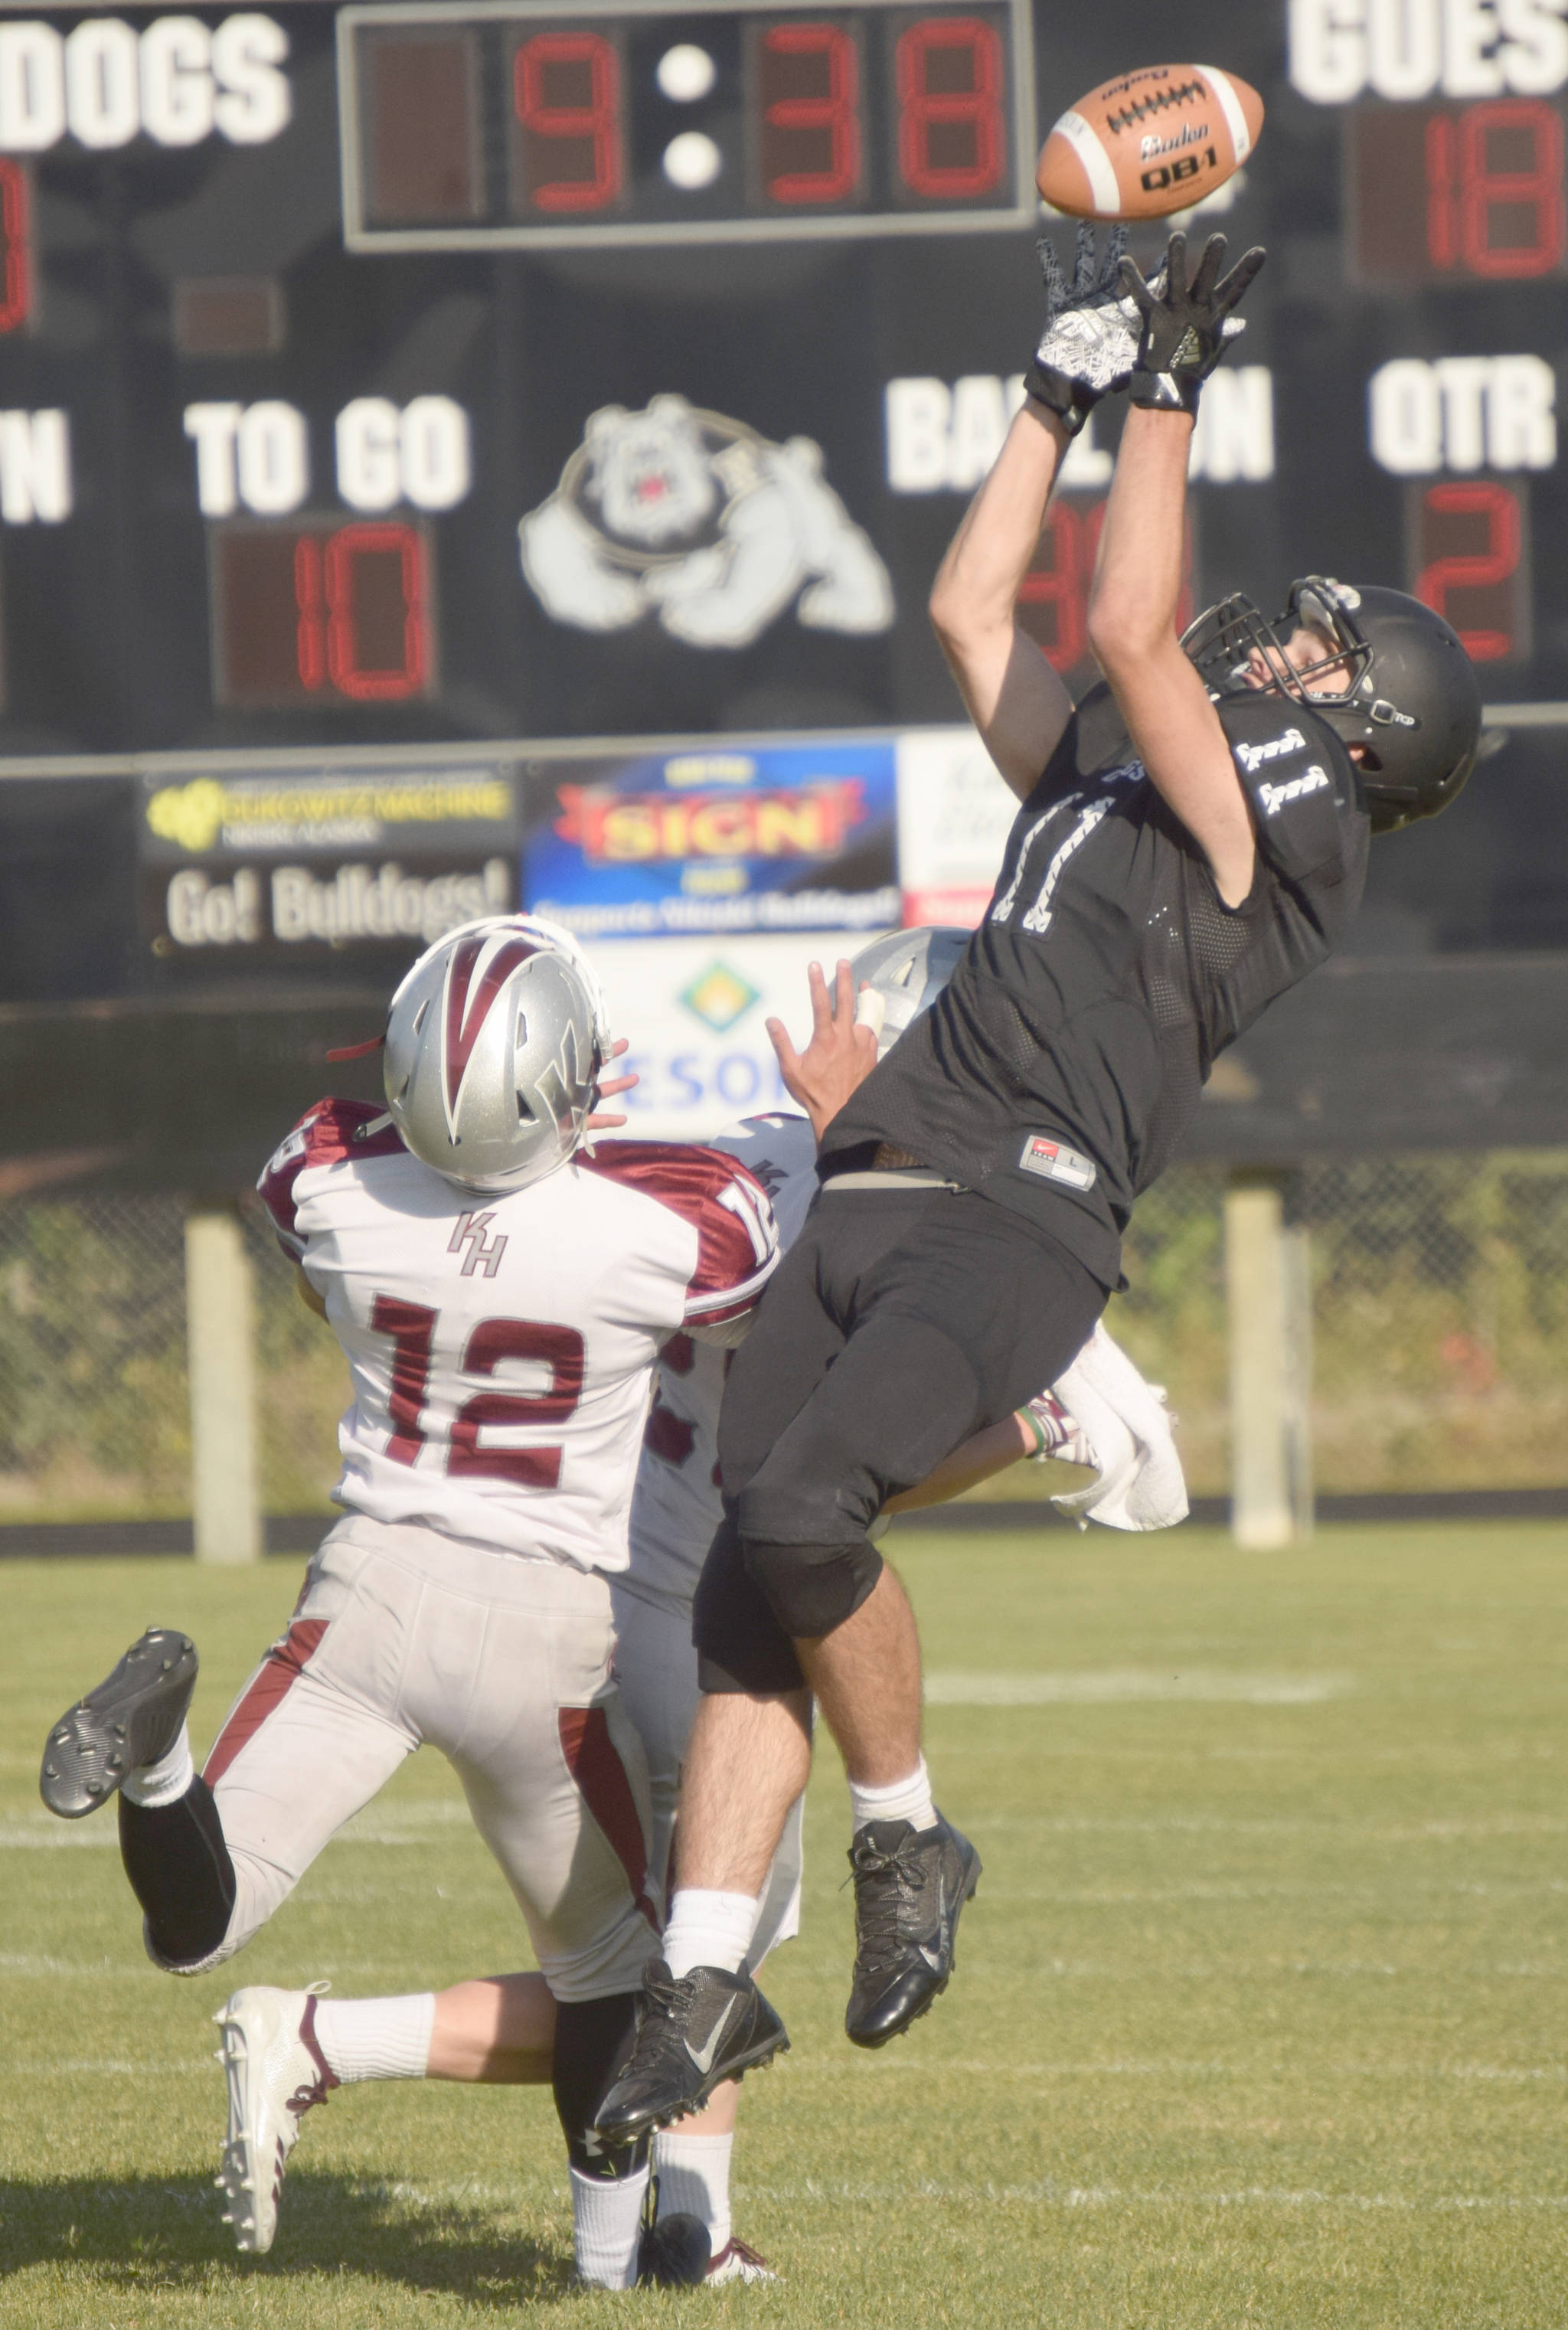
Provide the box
[571,2163,649,2289]
[312,1992,435,2083]
[663,1889,760,1980]
[655,2129,732,2256]
[121,1721,194,1809]
[849,1756,937,1833]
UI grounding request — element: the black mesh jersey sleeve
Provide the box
[1216,693,1367,884]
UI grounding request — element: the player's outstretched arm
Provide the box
[928,401,1076,801]
[929,225,1137,799]
[1088,234,1266,907]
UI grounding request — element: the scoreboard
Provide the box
[1,0,1567,1095]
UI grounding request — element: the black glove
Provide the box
[1024,222,1135,436]
[1119,231,1266,417]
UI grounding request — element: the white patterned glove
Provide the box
[1025,224,1152,435]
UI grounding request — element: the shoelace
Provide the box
[624,1966,701,2067]
[848,1834,928,1975]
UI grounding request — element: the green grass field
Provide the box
[2,1524,1566,2326]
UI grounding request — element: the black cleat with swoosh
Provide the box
[592,1960,789,2148]
[844,1813,982,2048]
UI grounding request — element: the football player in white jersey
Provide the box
[198,931,1184,2283]
[36,915,781,2290]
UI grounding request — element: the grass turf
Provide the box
[1,1524,1566,2325]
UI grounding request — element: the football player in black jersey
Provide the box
[595,231,1484,2145]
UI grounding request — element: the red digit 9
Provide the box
[514,31,622,212]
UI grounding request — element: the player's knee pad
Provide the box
[741,1534,883,1640]
[553,1992,650,2177]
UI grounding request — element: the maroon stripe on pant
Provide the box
[558,1705,658,1929]
[203,1619,328,1787]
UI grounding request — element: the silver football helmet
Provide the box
[383,914,612,1193]
[849,926,969,1057]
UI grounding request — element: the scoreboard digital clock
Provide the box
[0,0,1565,982]
[338,0,1035,247]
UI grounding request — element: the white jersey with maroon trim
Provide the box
[257,1100,779,1572]
[626,1113,818,1611]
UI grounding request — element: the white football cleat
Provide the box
[212,1983,338,2254]
[707,2236,779,2284]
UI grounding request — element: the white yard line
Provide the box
[925,1670,1353,1705]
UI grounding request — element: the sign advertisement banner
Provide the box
[587,933,884,1142]
[895,727,1018,928]
[523,739,900,940]
[138,763,518,965]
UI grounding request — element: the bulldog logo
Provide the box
[519,395,893,651]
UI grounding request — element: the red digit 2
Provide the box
[450,1319,586,1489]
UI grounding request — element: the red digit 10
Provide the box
[1425,100,1565,277]
[763,24,860,203]
[292,524,427,702]
[1416,481,1521,662]
[0,161,28,332]
[515,31,622,212]
[896,17,1004,198]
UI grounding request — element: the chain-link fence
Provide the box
[0,1155,1566,1524]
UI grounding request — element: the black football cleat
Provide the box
[844,1812,982,2049]
[635,2211,712,2288]
[39,1627,198,1819]
[592,1960,789,2148]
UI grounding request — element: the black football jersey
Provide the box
[823,685,1370,1287]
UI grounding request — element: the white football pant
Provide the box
[164,1514,659,2002]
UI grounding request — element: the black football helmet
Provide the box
[1182,577,1483,834]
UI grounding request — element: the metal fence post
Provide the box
[1226,1168,1310,1548]
[185,1201,261,1564]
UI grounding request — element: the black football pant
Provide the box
[693,1185,1106,1694]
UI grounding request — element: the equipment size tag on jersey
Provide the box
[1018,1135,1097,1191]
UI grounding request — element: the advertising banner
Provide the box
[895,727,1018,928]
[138,763,519,969]
[523,740,900,940]
[587,933,886,1142]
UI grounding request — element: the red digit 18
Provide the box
[515,31,622,212]
[0,162,28,333]
[1426,99,1565,277]
[763,24,861,203]
[1416,481,1521,662]
[896,17,1004,199]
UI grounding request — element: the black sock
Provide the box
[553,1993,649,2179]
[117,1775,236,1966]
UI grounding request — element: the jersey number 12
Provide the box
[370,1296,585,1489]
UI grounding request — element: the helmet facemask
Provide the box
[1182,577,1482,834]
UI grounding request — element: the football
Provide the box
[1036,64,1264,221]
